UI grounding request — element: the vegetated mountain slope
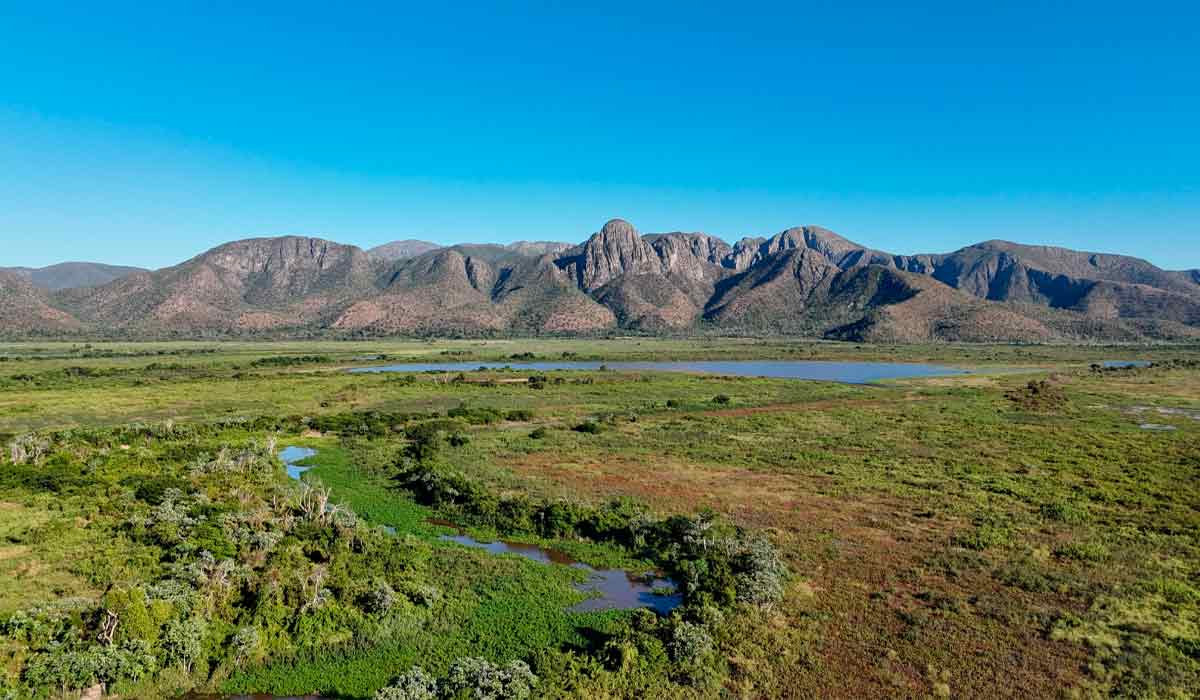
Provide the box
[505,241,573,257]
[54,236,378,332]
[0,270,81,333]
[335,248,507,333]
[18,220,1200,340]
[1,262,147,290]
[366,239,442,262]
[926,240,1200,297]
[889,240,1200,327]
[336,245,615,334]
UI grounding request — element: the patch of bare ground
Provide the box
[503,451,1086,697]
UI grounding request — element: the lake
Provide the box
[351,359,966,383]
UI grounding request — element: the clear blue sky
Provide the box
[1,1,1197,269]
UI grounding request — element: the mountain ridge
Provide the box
[0,262,147,290]
[6,220,1199,340]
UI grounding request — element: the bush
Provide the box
[443,657,537,700]
[668,621,713,664]
[733,535,788,605]
[573,421,602,434]
[446,403,503,425]
[711,395,731,405]
[528,427,548,440]
[405,423,445,461]
[1040,500,1090,524]
[951,516,1012,551]
[375,666,438,699]
[8,433,50,465]
[249,355,331,368]
[362,581,397,614]
[505,409,534,422]
[160,617,206,672]
[1054,540,1110,562]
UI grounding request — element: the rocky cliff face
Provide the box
[564,219,664,291]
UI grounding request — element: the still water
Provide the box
[279,449,681,614]
[439,531,681,614]
[278,446,316,480]
[351,359,965,383]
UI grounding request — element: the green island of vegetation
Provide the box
[0,337,1197,699]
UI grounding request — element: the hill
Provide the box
[1,262,146,290]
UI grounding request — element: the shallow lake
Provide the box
[279,449,681,615]
[351,359,966,383]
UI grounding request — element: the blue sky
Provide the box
[1,1,1197,269]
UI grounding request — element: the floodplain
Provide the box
[0,338,1197,699]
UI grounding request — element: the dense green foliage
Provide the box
[0,411,785,698]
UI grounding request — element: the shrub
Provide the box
[405,423,445,462]
[249,355,331,368]
[1055,540,1110,562]
[668,621,713,664]
[573,421,602,434]
[528,427,548,440]
[160,617,206,672]
[362,581,397,614]
[443,657,537,700]
[733,535,788,605]
[537,501,586,538]
[1040,500,1090,524]
[951,516,1012,551]
[1006,379,1067,411]
[446,403,503,425]
[505,409,534,422]
[23,639,157,692]
[8,433,50,465]
[711,395,731,405]
[375,666,439,699]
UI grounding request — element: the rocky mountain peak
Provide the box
[577,218,662,290]
[599,218,639,240]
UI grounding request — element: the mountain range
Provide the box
[3,219,1199,341]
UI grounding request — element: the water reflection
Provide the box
[438,530,682,614]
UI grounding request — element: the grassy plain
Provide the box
[1,337,1198,698]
